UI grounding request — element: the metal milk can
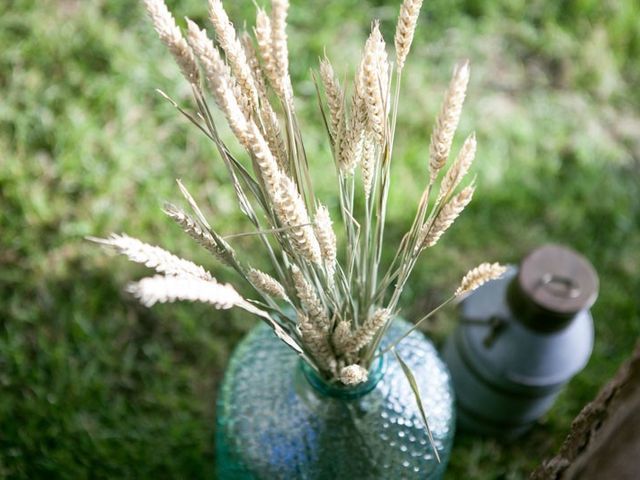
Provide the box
[443,244,599,437]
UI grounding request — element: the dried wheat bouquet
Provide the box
[93,0,505,387]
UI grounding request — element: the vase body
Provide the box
[216,318,455,479]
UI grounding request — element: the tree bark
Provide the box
[530,340,640,480]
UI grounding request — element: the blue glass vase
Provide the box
[216,318,455,479]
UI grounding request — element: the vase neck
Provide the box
[299,355,388,400]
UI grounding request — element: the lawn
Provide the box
[1,0,639,478]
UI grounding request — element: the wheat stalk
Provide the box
[142,0,200,84]
[455,262,507,296]
[110,0,494,392]
[394,0,423,73]
[429,60,470,183]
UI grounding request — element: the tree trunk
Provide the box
[530,340,640,480]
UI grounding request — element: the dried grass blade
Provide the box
[392,348,441,463]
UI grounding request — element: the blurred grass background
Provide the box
[1,0,639,477]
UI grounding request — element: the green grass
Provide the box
[1,0,639,478]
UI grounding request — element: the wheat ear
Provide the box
[394,0,423,72]
[270,0,293,101]
[242,33,288,171]
[128,274,242,308]
[339,61,368,174]
[274,173,323,265]
[455,263,507,296]
[240,119,320,265]
[186,19,249,147]
[90,234,211,280]
[254,8,276,86]
[361,132,376,199]
[342,308,390,355]
[438,132,476,201]
[332,320,353,354]
[142,0,200,84]
[207,0,258,108]
[248,268,289,301]
[313,204,337,277]
[319,58,345,146]
[362,22,387,145]
[339,364,368,385]
[298,312,337,375]
[417,184,475,251]
[291,266,330,330]
[163,203,236,268]
[429,60,470,182]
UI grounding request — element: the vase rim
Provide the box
[299,353,388,399]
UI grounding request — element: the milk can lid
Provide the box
[517,244,599,317]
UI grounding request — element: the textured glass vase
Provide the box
[216,318,455,479]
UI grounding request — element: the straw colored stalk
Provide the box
[313,204,337,277]
[455,263,507,296]
[270,0,293,101]
[90,234,211,280]
[163,203,237,268]
[186,20,250,147]
[128,274,242,308]
[394,0,424,72]
[292,266,330,330]
[248,268,289,301]
[319,58,345,146]
[438,132,476,201]
[208,0,259,108]
[417,184,475,251]
[429,60,470,182]
[142,0,200,84]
